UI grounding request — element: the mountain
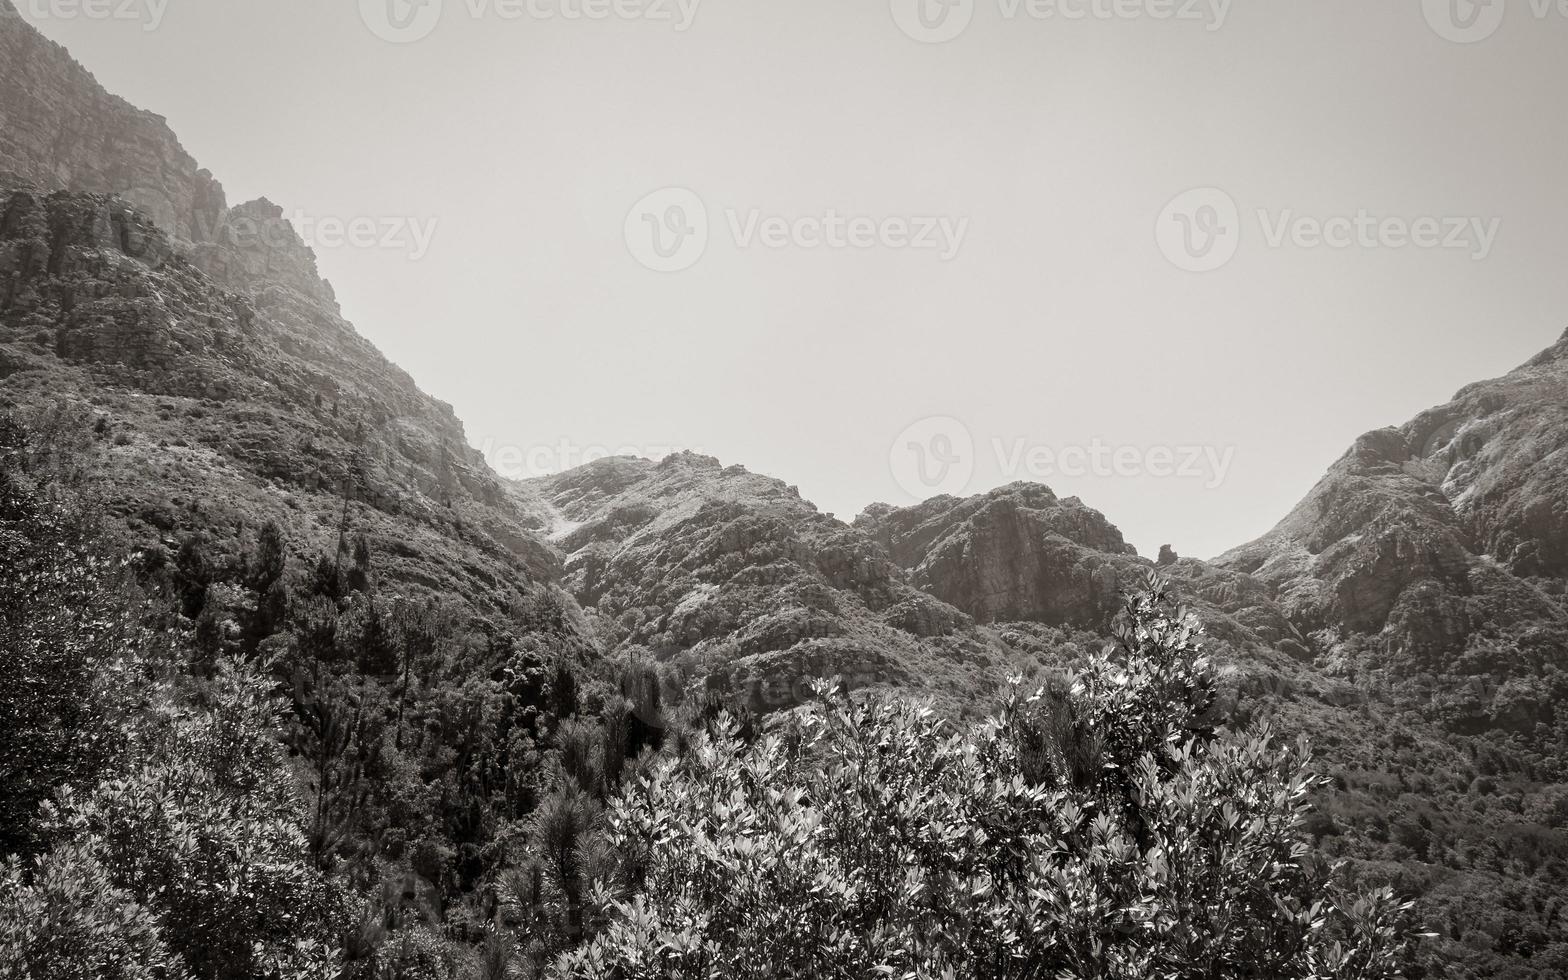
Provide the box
[0,0,223,248]
[846,339,1568,979]
[516,458,1332,718]
[1217,330,1568,737]
[514,453,1037,714]
[843,336,1568,741]
[2,10,606,972]
[0,0,573,627]
[854,482,1142,626]
[3,2,1566,974]
[853,482,1309,654]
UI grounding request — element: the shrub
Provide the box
[0,841,185,980]
[553,577,1422,979]
[32,662,337,980]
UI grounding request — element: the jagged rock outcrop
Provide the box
[0,0,225,246]
[0,3,572,621]
[855,482,1143,627]
[516,453,1034,710]
[0,1,339,311]
[1216,329,1568,728]
[854,481,1311,672]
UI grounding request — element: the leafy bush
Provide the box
[0,415,146,858]
[26,661,339,980]
[0,841,184,980]
[555,579,1422,979]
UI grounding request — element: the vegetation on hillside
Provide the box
[0,408,661,978]
[554,584,1420,979]
[0,409,1434,979]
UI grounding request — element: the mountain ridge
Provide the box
[0,3,580,631]
[4,6,1568,973]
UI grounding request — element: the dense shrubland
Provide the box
[0,409,667,978]
[552,585,1419,979]
[2,406,1551,979]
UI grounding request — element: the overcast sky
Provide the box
[22,0,1568,558]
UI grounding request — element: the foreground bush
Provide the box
[0,660,340,980]
[0,841,181,980]
[555,578,1421,979]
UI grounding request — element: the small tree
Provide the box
[553,577,1421,979]
[246,521,287,594]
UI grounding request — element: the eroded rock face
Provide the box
[0,0,225,246]
[855,482,1144,628]
[1216,329,1568,685]
[852,482,1308,682]
[0,3,340,313]
[516,453,1034,711]
[0,1,569,613]
[186,197,340,309]
[0,183,567,604]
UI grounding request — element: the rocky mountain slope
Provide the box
[0,0,221,248]
[854,483,1141,626]
[3,2,1567,972]
[0,0,573,630]
[514,453,1037,713]
[1216,329,1568,736]
[852,482,1308,656]
[516,456,1355,733]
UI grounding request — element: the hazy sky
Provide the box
[21,0,1568,558]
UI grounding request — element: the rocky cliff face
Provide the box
[515,454,1035,711]
[1215,331,1568,731]
[0,0,225,248]
[854,483,1142,627]
[852,483,1309,665]
[0,4,569,622]
[0,0,338,311]
[0,184,568,610]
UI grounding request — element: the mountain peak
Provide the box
[0,6,231,246]
[855,480,1141,627]
[1218,328,1568,668]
